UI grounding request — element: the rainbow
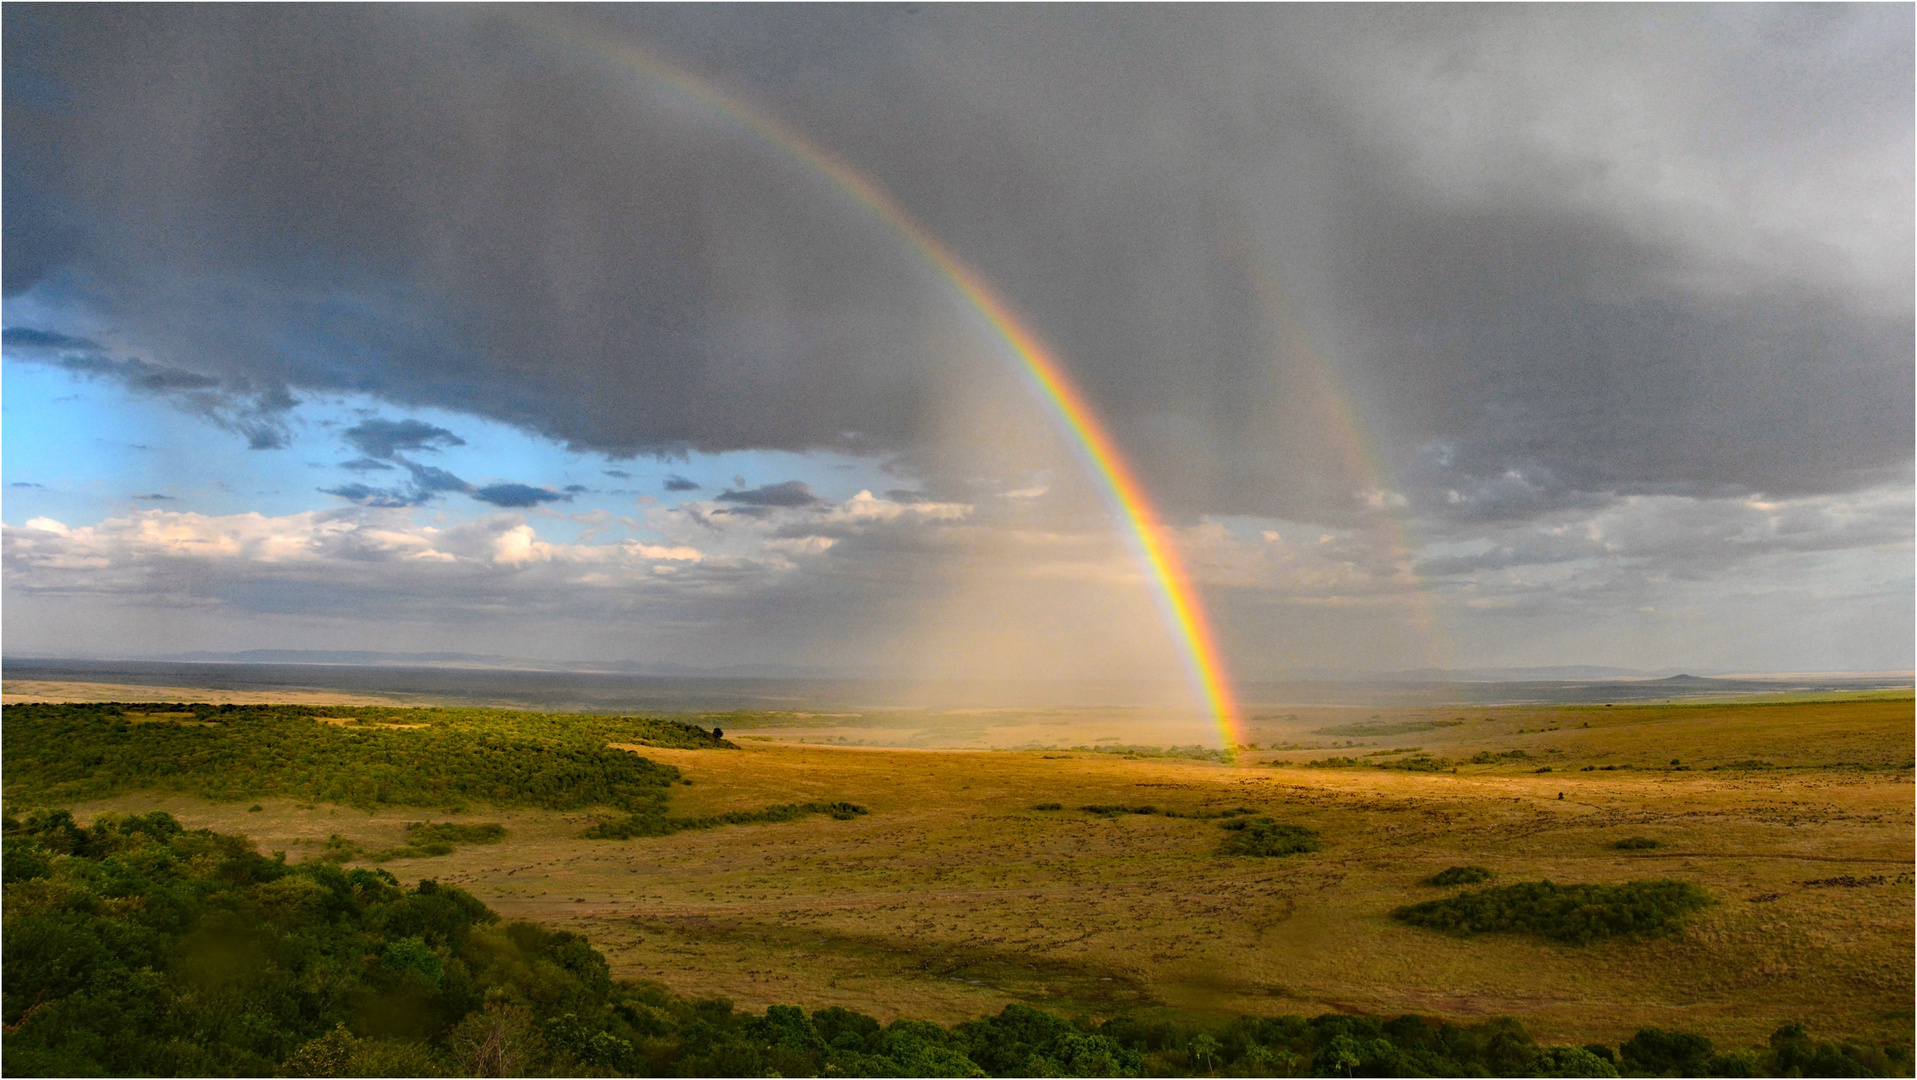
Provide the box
[521,15,1245,747]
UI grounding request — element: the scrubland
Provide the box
[19,693,1909,1055]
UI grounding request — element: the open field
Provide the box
[28,693,1911,1053]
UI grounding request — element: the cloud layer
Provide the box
[6,6,1907,524]
[3,7,1909,677]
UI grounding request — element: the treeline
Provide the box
[9,811,1904,1078]
[1,703,722,813]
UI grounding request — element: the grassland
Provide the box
[11,693,1911,1055]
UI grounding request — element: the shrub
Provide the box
[1613,836,1662,850]
[1391,879,1714,943]
[581,801,868,839]
[1380,755,1455,772]
[1031,802,1063,811]
[1426,865,1495,886]
[1219,817,1321,857]
[1534,1044,1620,1077]
[408,821,507,845]
[1620,1027,1714,1075]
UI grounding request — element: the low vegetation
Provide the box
[1310,718,1466,737]
[1392,880,1715,944]
[1072,744,1235,763]
[4,703,869,847]
[1218,817,1322,857]
[1078,804,1258,820]
[1284,753,1456,771]
[7,811,1903,1078]
[1614,837,1663,850]
[580,801,868,840]
[1,703,727,813]
[1426,865,1495,886]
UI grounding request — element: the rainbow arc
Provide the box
[522,16,1244,747]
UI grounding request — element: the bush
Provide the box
[1427,865,1495,886]
[1620,1027,1715,1075]
[1391,879,1714,943]
[1219,817,1321,857]
[1614,836,1662,850]
[581,801,868,839]
[408,821,507,845]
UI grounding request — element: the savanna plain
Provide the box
[4,687,1911,1076]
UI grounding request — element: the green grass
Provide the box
[1392,880,1714,943]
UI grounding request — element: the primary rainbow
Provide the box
[524,15,1245,747]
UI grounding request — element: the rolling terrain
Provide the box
[16,693,1910,1054]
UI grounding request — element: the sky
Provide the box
[3,5,1911,688]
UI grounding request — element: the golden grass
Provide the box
[59,695,1913,1049]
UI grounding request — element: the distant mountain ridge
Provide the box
[1261,665,1714,683]
[161,649,865,679]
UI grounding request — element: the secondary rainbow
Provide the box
[523,15,1245,746]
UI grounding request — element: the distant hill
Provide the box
[170,649,518,667]
[160,650,874,679]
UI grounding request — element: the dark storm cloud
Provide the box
[3,324,296,448]
[716,481,822,508]
[2,326,99,351]
[471,483,569,508]
[340,419,465,461]
[663,475,701,492]
[4,6,1909,520]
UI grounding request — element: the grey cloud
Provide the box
[401,462,473,495]
[602,469,632,479]
[321,460,473,507]
[1413,485,1915,579]
[342,418,465,460]
[716,480,822,508]
[320,482,426,509]
[471,483,568,508]
[663,475,700,492]
[10,481,45,489]
[3,324,296,449]
[339,457,396,473]
[131,493,174,501]
[3,6,1908,522]
[2,326,101,352]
